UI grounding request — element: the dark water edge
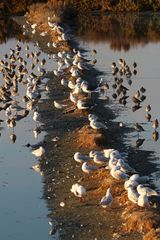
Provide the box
[10,13,160,239]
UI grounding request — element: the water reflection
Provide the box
[0,16,26,44]
[0,18,57,239]
[68,12,160,51]
[77,13,160,188]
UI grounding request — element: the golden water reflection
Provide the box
[0,16,25,44]
[70,13,160,51]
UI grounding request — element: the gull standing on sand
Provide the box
[32,146,45,157]
[100,188,113,208]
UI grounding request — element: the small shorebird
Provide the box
[132,96,141,105]
[145,112,151,122]
[133,62,137,68]
[140,86,146,93]
[152,119,159,130]
[32,146,45,157]
[145,105,151,112]
[31,163,42,174]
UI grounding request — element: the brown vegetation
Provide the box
[1,0,160,14]
[0,0,47,14]
[48,0,160,12]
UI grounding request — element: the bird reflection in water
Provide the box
[10,133,17,143]
[33,126,41,139]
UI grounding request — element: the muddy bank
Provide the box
[14,4,160,240]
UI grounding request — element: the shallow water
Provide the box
[0,38,58,239]
[1,12,160,240]
[77,13,160,189]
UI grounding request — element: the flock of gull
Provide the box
[20,14,160,212]
[72,147,159,208]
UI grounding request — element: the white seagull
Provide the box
[82,162,100,174]
[100,188,113,208]
[137,194,150,207]
[127,185,139,204]
[137,184,159,196]
[110,165,129,180]
[74,152,91,163]
[90,120,108,130]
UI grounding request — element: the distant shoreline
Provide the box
[1,0,160,15]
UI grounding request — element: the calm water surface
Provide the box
[78,13,160,189]
[1,13,160,240]
[0,38,57,239]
